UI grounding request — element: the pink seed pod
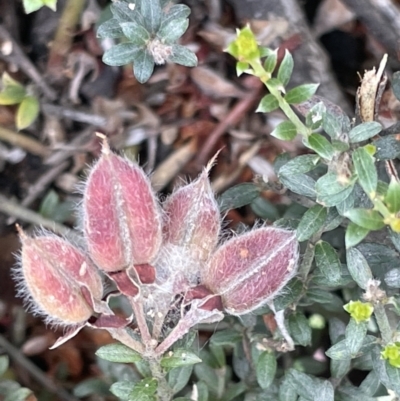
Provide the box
[163,167,220,263]
[17,231,103,326]
[202,227,299,315]
[83,142,162,273]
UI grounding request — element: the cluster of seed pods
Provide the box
[16,140,299,349]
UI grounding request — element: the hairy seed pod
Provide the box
[18,233,103,325]
[83,143,162,273]
[202,227,299,315]
[163,169,220,263]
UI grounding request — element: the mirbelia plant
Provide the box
[14,135,299,400]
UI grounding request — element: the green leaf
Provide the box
[0,85,27,105]
[344,208,384,230]
[95,343,142,363]
[277,50,293,86]
[278,154,320,176]
[23,0,44,13]
[137,0,162,34]
[256,351,277,390]
[111,2,144,24]
[160,349,201,368]
[220,382,246,401]
[285,84,319,104]
[251,196,279,221]
[305,102,326,130]
[218,183,260,212]
[386,361,400,395]
[103,43,143,66]
[16,96,39,130]
[296,204,327,241]
[73,378,111,397]
[385,178,400,213]
[346,247,373,289]
[43,0,57,11]
[256,94,279,113]
[322,106,350,139]
[307,133,335,160]
[194,364,220,395]
[272,278,304,311]
[359,371,381,396]
[393,71,400,101]
[288,313,312,346]
[97,18,125,39]
[330,359,351,378]
[169,44,197,67]
[196,381,209,401]
[160,4,190,27]
[120,21,151,44]
[4,388,34,401]
[345,222,370,248]
[263,50,278,73]
[279,376,298,401]
[348,121,382,143]
[384,268,400,288]
[168,366,193,394]
[129,378,158,401]
[374,135,400,160]
[157,18,189,44]
[0,355,9,377]
[279,173,317,198]
[345,318,367,356]
[210,330,242,347]
[352,147,377,196]
[236,61,249,76]
[316,172,354,207]
[314,240,342,284]
[326,339,352,360]
[271,120,297,141]
[133,49,155,83]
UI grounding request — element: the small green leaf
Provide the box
[326,339,352,360]
[386,362,400,395]
[23,0,44,13]
[111,2,144,24]
[345,222,370,248]
[137,0,162,34]
[256,94,279,113]
[344,208,384,230]
[169,44,197,67]
[218,183,260,212]
[374,134,400,160]
[305,102,326,130]
[352,147,377,196]
[330,359,351,378]
[210,330,242,347]
[4,388,34,401]
[285,83,319,104]
[307,133,335,160]
[97,18,125,39]
[95,343,142,363]
[385,178,400,213]
[168,366,193,394]
[263,50,278,73]
[0,355,9,377]
[120,21,150,44]
[271,120,297,141]
[322,107,350,139]
[316,172,354,207]
[43,0,57,11]
[157,18,188,44]
[346,247,374,289]
[236,61,249,76]
[0,85,27,105]
[314,240,342,284]
[348,121,382,143]
[133,49,155,83]
[103,43,143,66]
[385,268,400,288]
[256,351,277,389]
[129,378,158,401]
[160,349,202,368]
[296,204,327,241]
[16,96,39,130]
[279,173,316,198]
[288,313,312,346]
[278,154,320,176]
[345,318,368,356]
[393,71,400,101]
[277,50,293,86]
[251,196,280,221]
[160,4,191,27]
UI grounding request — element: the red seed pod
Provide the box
[202,227,299,315]
[163,169,220,262]
[19,233,103,325]
[83,144,162,273]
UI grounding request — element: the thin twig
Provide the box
[0,126,49,158]
[196,77,263,166]
[0,25,57,100]
[0,334,80,401]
